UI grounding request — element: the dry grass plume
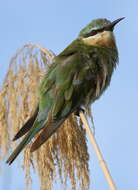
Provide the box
[0,43,90,190]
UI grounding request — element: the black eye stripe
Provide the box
[90,30,97,35]
[84,27,105,38]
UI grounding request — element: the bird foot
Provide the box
[74,107,85,116]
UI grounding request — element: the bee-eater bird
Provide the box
[6,17,124,164]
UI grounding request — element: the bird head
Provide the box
[79,18,124,48]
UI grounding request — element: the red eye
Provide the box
[84,29,98,38]
[91,30,97,36]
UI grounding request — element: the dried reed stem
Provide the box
[79,111,117,190]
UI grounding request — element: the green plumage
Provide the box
[6,18,121,164]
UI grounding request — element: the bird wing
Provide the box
[30,51,86,151]
[11,39,82,142]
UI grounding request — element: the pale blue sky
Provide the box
[0,0,138,190]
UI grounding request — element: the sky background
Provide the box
[0,0,138,189]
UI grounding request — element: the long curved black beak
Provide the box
[105,17,125,31]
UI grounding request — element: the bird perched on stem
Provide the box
[6,17,124,165]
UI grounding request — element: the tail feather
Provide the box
[31,119,65,152]
[6,120,44,165]
[30,107,78,152]
[6,132,32,165]
[13,107,38,141]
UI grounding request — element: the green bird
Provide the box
[6,17,124,164]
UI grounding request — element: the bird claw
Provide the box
[74,107,85,116]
